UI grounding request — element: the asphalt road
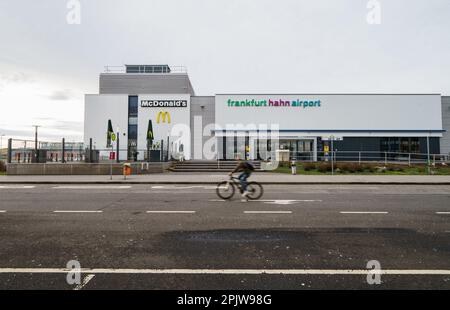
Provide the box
[0,184,449,290]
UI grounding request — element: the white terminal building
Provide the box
[84,65,450,161]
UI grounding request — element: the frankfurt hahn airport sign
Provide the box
[227,98,322,108]
[141,100,188,108]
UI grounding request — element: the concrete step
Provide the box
[169,160,262,172]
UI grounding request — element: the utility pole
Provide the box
[32,125,41,163]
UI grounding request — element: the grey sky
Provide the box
[0,0,449,144]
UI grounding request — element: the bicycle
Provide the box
[216,175,264,200]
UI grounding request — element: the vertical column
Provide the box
[313,137,318,162]
[245,133,249,161]
[222,131,227,160]
[233,133,237,159]
[62,138,65,163]
[116,132,120,163]
[89,138,93,163]
[7,138,12,164]
[256,130,260,160]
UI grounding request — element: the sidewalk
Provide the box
[1,173,450,184]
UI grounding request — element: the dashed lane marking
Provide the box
[53,186,131,189]
[0,186,35,189]
[340,211,388,214]
[152,185,217,190]
[146,211,196,214]
[0,211,6,213]
[436,212,450,215]
[244,211,293,214]
[73,274,95,290]
[53,210,103,213]
[0,268,449,275]
[258,199,322,205]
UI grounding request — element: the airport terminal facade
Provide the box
[84,65,449,161]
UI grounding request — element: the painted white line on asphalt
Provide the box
[244,211,292,214]
[340,211,388,214]
[73,274,95,290]
[146,211,196,214]
[259,199,322,202]
[255,199,322,205]
[436,212,450,215]
[209,199,226,202]
[0,268,449,275]
[152,185,216,190]
[0,211,6,213]
[0,186,35,189]
[53,211,103,213]
[53,186,131,189]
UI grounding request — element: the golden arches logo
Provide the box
[156,111,171,124]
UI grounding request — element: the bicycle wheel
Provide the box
[216,181,235,200]
[246,182,264,200]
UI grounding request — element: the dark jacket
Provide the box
[232,161,254,174]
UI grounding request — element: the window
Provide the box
[128,96,138,117]
[128,125,137,140]
[126,66,140,73]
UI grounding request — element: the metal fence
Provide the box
[5,137,450,166]
[6,138,172,164]
[290,150,450,166]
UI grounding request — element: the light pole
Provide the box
[32,125,41,163]
[167,131,170,162]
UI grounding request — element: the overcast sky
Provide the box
[0,0,449,145]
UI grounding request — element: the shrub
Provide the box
[361,164,376,173]
[337,163,357,173]
[0,161,5,172]
[386,164,405,172]
[278,162,288,168]
[303,163,316,171]
[346,163,357,173]
[317,163,332,173]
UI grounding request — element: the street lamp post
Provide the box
[32,125,41,163]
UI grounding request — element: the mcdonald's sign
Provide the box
[156,111,171,124]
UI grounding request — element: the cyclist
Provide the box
[228,155,255,199]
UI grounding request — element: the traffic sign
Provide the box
[109,152,116,160]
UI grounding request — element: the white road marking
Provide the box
[73,274,95,290]
[146,211,196,214]
[244,211,292,214]
[152,185,216,190]
[0,186,35,189]
[53,186,131,189]
[436,212,450,215]
[53,210,103,213]
[209,199,226,202]
[340,211,388,214]
[0,211,6,213]
[0,268,449,275]
[257,199,322,205]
